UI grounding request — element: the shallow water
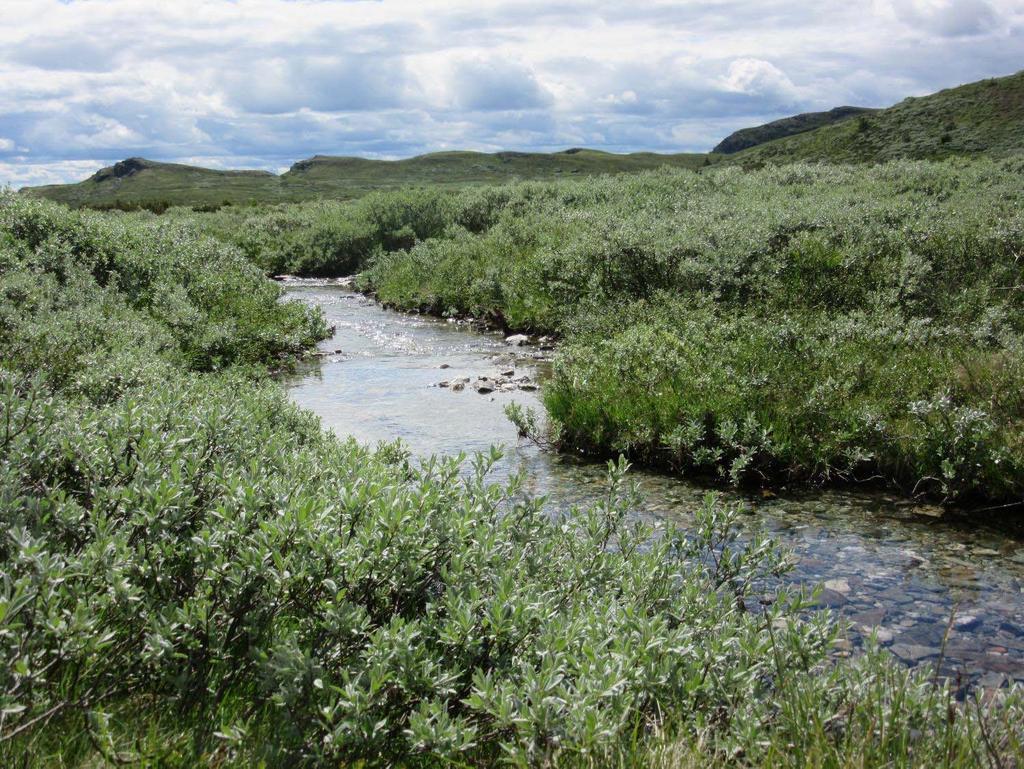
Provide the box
[285,282,1024,689]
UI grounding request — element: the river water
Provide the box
[285,282,1024,690]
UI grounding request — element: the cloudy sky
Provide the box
[2,0,1022,188]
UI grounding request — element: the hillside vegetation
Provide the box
[22,149,707,210]
[728,70,1024,165]
[3,190,1024,767]
[713,106,876,154]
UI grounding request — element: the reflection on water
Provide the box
[285,283,1024,689]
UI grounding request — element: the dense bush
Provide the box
[8,369,1022,766]
[0,194,327,377]
[543,299,1024,500]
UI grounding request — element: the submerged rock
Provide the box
[891,643,939,662]
[954,615,982,631]
[824,578,851,595]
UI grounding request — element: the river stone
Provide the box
[977,672,1007,689]
[500,368,515,376]
[505,334,530,346]
[438,380,450,388]
[999,620,1024,637]
[451,382,465,392]
[815,588,848,608]
[476,383,495,394]
[872,627,895,644]
[953,615,982,631]
[439,363,450,369]
[824,578,851,594]
[850,609,886,626]
[891,643,939,662]
[903,551,928,568]
[520,383,538,392]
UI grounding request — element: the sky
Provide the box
[1,0,1022,188]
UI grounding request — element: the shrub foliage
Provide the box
[262,157,1024,503]
[3,188,1023,767]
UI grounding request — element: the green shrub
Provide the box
[2,183,1024,768]
[348,159,1024,501]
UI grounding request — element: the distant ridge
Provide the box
[724,69,1024,165]
[713,106,876,154]
[22,149,707,209]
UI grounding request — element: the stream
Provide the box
[285,281,1024,690]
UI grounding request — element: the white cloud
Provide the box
[720,59,799,100]
[890,0,1003,37]
[0,0,1021,186]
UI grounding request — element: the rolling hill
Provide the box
[725,69,1024,165]
[22,149,708,209]
[712,106,876,154]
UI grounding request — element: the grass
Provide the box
[21,149,708,210]
[712,106,876,154]
[726,69,1024,165]
[2,191,1024,767]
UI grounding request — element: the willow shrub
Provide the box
[4,375,1023,767]
[541,299,1024,501]
[3,190,1024,767]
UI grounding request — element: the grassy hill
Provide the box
[22,149,708,210]
[25,157,283,210]
[712,106,876,154]
[725,69,1024,165]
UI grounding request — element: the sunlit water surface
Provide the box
[285,282,1024,689]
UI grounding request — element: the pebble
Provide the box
[953,615,982,632]
[824,578,851,595]
[891,643,939,662]
[815,588,848,608]
[873,627,895,644]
